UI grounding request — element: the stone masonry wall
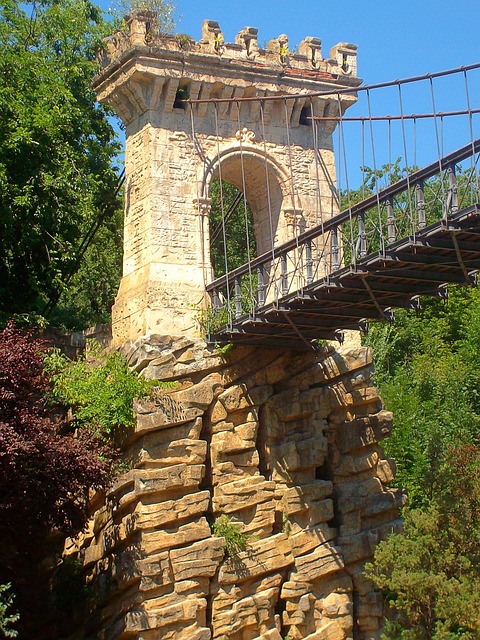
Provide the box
[64,338,404,640]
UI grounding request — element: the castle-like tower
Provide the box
[93,14,361,345]
[67,23,403,640]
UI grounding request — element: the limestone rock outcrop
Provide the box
[64,337,404,640]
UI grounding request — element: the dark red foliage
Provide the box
[0,320,112,547]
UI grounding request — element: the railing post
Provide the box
[257,265,265,307]
[331,226,340,271]
[305,239,313,284]
[234,276,242,319]
[357,211,367,258]
[386,198,396,245]
[447,164,458,218]
[281,253,288,296]
[415,181,426,229]
[213,287,221,311]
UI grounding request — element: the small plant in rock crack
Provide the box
[212,515,252,558]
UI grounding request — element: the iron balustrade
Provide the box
[206,138,480,333]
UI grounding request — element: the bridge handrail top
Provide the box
[207,137,480,291]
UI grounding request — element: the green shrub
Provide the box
[0,584,19,638]
[212,515,252,558]
[44,346,163,440]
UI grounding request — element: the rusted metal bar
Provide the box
[305,239,314,284]
[281,254,288,296]
[331,226,340,271]
[447,164,459,218]
[357,212,367,258]
[235,276,242,319]
[386,198,396,244]
[257,265,265,307]
[213,288,221,311]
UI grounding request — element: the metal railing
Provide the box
[206,138,480,331]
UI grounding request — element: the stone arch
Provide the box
[202,145,296,261]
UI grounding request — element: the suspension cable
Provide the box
[187,63,480,105]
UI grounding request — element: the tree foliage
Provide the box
[110,0,176,33]
[0,584,19,638]
[366,286,480,505]
[209,178,257,278]
[0,0,122,328]
[354,160,480,636]
[366,445,480,639]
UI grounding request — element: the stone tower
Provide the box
[93,13,361,345]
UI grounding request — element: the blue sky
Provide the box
[102,0,480,187]
[170,0,480,83]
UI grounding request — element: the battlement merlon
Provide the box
[93,12,361,126]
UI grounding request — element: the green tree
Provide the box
[0,584,18,638]
[365,445,480,639]
[0,322,114,637]
[365,286,480,505]
[0,0,122,328]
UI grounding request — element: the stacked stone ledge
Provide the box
[63,337,404,640]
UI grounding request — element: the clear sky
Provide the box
[170,0,480,83]
[102,0,480,186]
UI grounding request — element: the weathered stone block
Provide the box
[139,517,211,555]
[337,410,393,453]
[112,464,205,509]
[281,481,333,515]
[134,437,207,468]
[213,476,275,514]
[333,449,379,477]
[217,384,251,412]
[288,522,337,557]
[291,499,334,526]
[291,544,345,581]
[170,537,225,580]
[218,533,294,584]
[174,373,223,409]
[376,458,396,485]
[130,490,211,530]
[134,396,202,433]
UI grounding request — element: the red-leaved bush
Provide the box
[0,321,112,543]
[0,321,114,638]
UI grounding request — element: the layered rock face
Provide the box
[65,337,404,640]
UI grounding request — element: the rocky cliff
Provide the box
[64,337,404,640]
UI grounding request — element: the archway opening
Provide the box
[206,150,290,284]
[209,178,257,279]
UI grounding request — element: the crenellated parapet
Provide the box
[98,13,358,82]
[94,13,360,129]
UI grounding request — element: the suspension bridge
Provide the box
[190,63,480,350]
